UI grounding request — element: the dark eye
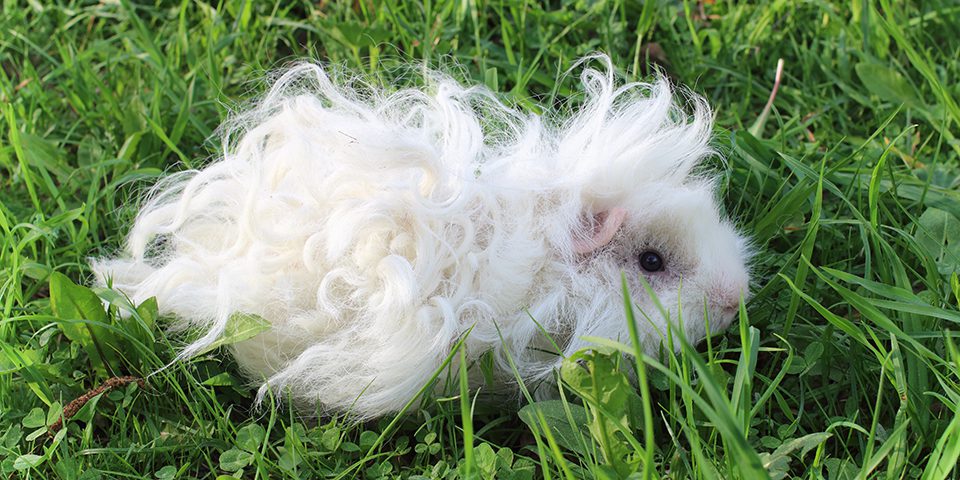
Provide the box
[638,251,664,272]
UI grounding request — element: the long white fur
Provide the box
[92,56,750,418]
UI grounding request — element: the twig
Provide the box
[47,376,146,437]
[749,58,785,137]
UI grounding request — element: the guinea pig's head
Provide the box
[556,66,751,352]
[573,181,751,350]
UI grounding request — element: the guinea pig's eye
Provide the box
[638,251,665,272]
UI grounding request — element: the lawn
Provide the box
[2,0,960,478]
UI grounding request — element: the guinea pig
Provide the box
[92,55,751,419]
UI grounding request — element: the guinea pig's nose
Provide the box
[709,281,748,314]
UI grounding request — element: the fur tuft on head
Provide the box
[92,55,749,418]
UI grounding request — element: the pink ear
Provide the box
[573,207,627,254]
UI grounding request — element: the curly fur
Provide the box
[92,56,751,418]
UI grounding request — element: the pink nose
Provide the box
[709,283,748,313]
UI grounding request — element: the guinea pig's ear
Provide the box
[573,207,627,254]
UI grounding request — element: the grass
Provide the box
[2,0,960,478]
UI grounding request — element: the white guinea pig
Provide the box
[92,56,751,418]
